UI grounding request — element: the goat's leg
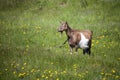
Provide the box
[88,40,92,55]
[63,39,68,45]
[85,48,91,55]
[69,46,73,54]
[83,49,86,54]
[75,47,78,54]
[88,48,91,55]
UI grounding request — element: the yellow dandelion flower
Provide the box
[101,72,104,75]
[63,70,67,74]
[92,40,95,42]
[23,32,26,34]
[115,76,119,79]
[42,74,45,78]
[46,76,48,79]
[18,73,24,77]
[51,62,53,65]
[42,43,45,46]
[36,78,40,80]
[96,40,99,44]
[31,69,35,73]
[13,71,16,74]
[37,69,40,72]
[102,77,106,80]
[103,45,106,47]
[26,45,29,48]
[102,35,105,38]
[21,67,24,70]
[55,71,58,74]
[56,78,59,80]
[112,69,116,73]
[49,74,53,77]
[92,43,94,47]
[23,62,27,66]
[104,55,106,57]
[23,72,26,75]
[48,70,51,73]
[11,63,14,66]
[85,71,88,73]
[5,69,8,71]
[16,63,20,66]
[14,65,17,68]
[78,74,82,77]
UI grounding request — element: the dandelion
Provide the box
[37,69,40,72]
[102,77,107,80]
[50,62,53,65]
[14,65,17,68]
[105,73,111,76]
[78,74,82,77]
[92,43,94,47]
[31,69,35,73]
[49,74,53,77]
[104,55,106,57]
[56,78,59,80]
[63,70,67,74]
[48,70,51,73]
[13,71,16,74]
[21,67,24,70]
[46,76,48,79]
[101,72,104,75]
[16,63,20,66]
[5,68,8,71]
[18,72,26,77]
[36,78,40,80]
[115,75,119,79]
[26,45,29,48]
[23,62,27,66]
[85,71,88,74]
[42,43,45,47]
[112,69,116,73]
[103,45,106,47]
[102,35,105,38]
[42,74,45,78]
[96,40,99,44]
[55,71,58,74]
[92,39,95,42]
[23,32,26,34]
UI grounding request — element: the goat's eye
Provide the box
[63,24,65,26]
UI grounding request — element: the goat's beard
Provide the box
[59,31,63,37]
[60,31,63,34]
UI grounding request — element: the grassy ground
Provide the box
[0,0,120,80]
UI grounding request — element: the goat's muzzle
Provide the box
[58,28,63,34]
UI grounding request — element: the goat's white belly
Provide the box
[78,33,89,49]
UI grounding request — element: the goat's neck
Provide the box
[65,26,72,38]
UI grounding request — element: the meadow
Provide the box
[0,0,120,80]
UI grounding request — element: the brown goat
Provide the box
[58,21,93,55]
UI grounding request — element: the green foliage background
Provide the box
[0,0,120,80]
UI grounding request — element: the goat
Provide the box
[58,21,93,55]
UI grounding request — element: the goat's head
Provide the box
[58,21,68,33]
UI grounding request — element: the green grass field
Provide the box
[0,0,120,80]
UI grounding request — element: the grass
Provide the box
[0,0,120,80]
